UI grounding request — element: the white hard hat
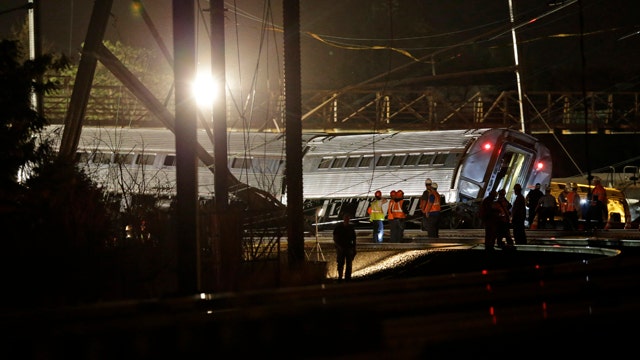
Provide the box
[425,178,432,185]
[432,182,438,189]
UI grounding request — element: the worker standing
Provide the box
[525,183,544,228]
[421,181,441,238]
[367,190,387,243]
[389,190,409,242]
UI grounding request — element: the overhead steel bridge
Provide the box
[43,83,640,134]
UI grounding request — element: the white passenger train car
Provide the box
[45,126,552,229]
[302,128,552,229]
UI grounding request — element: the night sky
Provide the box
[0,0,638,92]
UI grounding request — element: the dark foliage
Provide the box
[0,39,116,308]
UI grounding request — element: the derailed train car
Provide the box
[45,126,552,230]
[303,128,552,230]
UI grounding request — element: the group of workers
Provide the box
[480,178,610,251]
[333,177,610,279]
[367,188,410,243]
[332,178,441,280]
[481,186,523,251]
[367,177,442,243]
[525,178,608,231]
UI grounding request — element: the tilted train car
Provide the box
[302,128,552,229]
[45,126,552,230]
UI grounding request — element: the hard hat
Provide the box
[432,182,438,189]
[425,178,432,185]
[375,190,382,197]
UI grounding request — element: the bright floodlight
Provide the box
[192,72,216,109]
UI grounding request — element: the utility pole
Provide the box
[173,0,199,295]
[507,0,525,133]
[283,0,305,267]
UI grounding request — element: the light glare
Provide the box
[192,72,216,108]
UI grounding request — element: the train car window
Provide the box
[405,154,421,166]
[360,156,373,167]
[331,157,347,168]
[114,153,135,165]
[345,157,360,167]
[135,154,155,166]
[231,157,253,169]
[390,155,406,166]
[76,151,92,164]
[433,153,448,166]
[376,155,392,166]
[418,154,434,165]
[94,152,112,164]
[163,155,177,167]
[318,158,333,169]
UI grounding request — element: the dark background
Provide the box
[1,1,638,176]
[0,1,638,91]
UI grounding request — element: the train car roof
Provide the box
[305,128,492,155]
[44,125,316,157]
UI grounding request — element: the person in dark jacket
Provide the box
[333,212,357,281]
[495,188,514,248]
[525,183,543,228]
[480,190,499,251]
[537,187,558,229]
[511,184,527,245]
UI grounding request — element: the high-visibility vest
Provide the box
[427,189,441,213]
[390,199,406,219]
[565,192,577,212]
[369,199,386,221]
[387,200,396,220]
[592,185,607,205]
